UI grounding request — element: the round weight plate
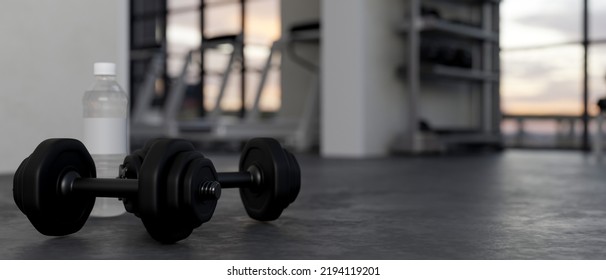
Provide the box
[284,150,301,204]
[13,156,30,213]
[139,139,196,243]
[18,139,96,236]
[139,139,194,218]
[120,153,143,215]
[120,140,163,216]
[238,138,298,221]
[182,157,219,228]
[166,151,204,212]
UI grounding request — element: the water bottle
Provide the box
[83,62,128,217]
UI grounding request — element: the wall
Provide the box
[0,0,128,174]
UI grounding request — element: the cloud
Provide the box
[514,5,606,40]
[506,79,579,102]
[503,58,561,79]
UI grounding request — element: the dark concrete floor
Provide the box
[1,150,606,259]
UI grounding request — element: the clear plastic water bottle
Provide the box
[83,62,128,217]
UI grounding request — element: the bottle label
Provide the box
[84,118,127,155]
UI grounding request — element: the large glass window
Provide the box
[131,0,281,118]
[500,0,606,149]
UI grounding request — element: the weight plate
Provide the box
[182,157,219,227]
[284,150,301,204]
[139,139,194,218]
[119,153,142,215]
[238,138,299,221]
[17,139,96,236]
[120,140,162,215]
[139,139,195,243]
[166,151,204,212]
[13,156,30,213]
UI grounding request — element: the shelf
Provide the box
[394,0,501,153]
[398,17,498,42]
[398,64,499,82]
[424,64,498,81]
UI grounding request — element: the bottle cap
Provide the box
[94,62,116,76]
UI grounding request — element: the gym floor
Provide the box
[1,150,606,259]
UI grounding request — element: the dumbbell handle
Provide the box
[59,168,138,198]
[217,172,256,189]
[70,178,138,198]
[216,165,262,189]
[63,170,259,198]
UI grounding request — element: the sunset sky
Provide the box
[501,0,606,116]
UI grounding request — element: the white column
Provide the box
[321,0,406,158]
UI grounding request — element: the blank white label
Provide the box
[84,118,127,155]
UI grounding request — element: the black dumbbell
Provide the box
[13,138,221,243]
[119,138,299,243]
[121,138,300,222]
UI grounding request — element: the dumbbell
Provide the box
[13,138,220,243]
[121,138,300,223]
[13,138,300,244]
[119,138,300,242]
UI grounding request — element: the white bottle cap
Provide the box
[94,62,116,76]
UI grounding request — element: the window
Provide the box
[130,0,281,118]
[500,0,605,149]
